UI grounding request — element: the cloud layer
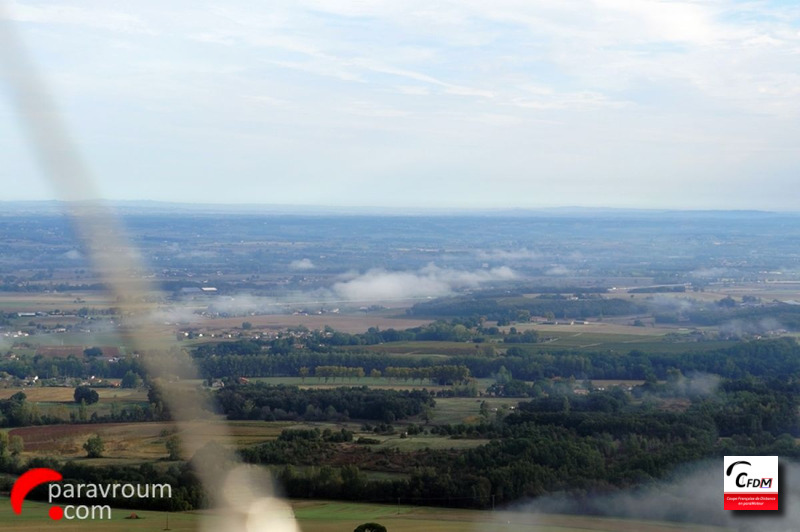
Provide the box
[2,1,799,209]
[331,264,516,301]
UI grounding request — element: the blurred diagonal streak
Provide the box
[0,5,298,531]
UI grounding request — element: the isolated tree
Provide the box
[74,386,99,405]
[165,435,182,461]
[9,391,26,403]
[242,321,253,330]
[83,435,105,458]
[354,523,387,532]
[121,371,142,389]
[83,346,103,357]
[9,435,24,456]
[479,400,490,419]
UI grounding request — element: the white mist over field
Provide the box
[331,264,516,301]
[289,258,315,271]
[505,460,800,532]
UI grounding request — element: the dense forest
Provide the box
[245,375,800,510]
[192,335,800,382]
[408,293,643,321]
[9,370,798,515]
[216,384,435,423]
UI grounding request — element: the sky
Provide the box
[1,0,799,210]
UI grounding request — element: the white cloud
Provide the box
[478,249,539,261]
[61,249,83,260]
[3,0,800,208]
[545,265,571,276]
[332,264,516,301]
[4,1,153,34]
[289,258,315,271]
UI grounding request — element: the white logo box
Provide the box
[724,456,778,493]
[724,456,779,511]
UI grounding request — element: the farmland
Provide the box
[4,209,800,531]
[6,420,299,464]
[199,314,432,335]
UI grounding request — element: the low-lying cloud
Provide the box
[545,265,570,276]
[207,295,288,315]
[507,459,800,532]
[721,317,783,337]
[477,248,539,261]
[689,267,730,279]
[331,264,516,301]
[647,295,697,313]
[289,258,315,271]
[62,249,83,260]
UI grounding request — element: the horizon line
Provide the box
[0,199,797,216]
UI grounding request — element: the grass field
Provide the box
[362,334,735,357]
[249,376,493,392]
[0,293,113,312]
[0,497,735,531]
[430,397,519,425]
[292,500,734,532]
[3,387,522,463]
[0,387,151,423]
[363,341,487,356]
[15,332,124,347]
[199,314,432,334]
[512,333,734,354]
[0,387,146,403]
[371,433,489,452]
[506,322,674,337]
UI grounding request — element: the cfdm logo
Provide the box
[723,456,779,511]
[11,468,172,521]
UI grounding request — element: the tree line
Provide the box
[216,384,435,423]
[246,376,800,511]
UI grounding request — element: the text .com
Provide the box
[47,482,173,520]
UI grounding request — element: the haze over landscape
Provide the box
[4,3,800,532]
[1,0,800,210]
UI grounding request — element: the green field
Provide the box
[363,342,486,356]
[361,335,736,357]
[533,333,736,353]
[0,496,197,531]
[429,397,518,425]
[0,497,734,531]
[249,376,497,392]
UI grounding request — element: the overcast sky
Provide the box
[1,1,799,210]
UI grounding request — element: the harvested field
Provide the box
[35,346,122,358]
[198,314,431,334]
[8,420,294,461]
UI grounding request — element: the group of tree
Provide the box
[0,352,146,381]
[383,365,470,385]
[216,384,435,423]
[74,385,99,405]
[195,335,800,384]
[83,434,104,458]
[313,365,366,382]
[408,292,642,322]
[256,375,800,512]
